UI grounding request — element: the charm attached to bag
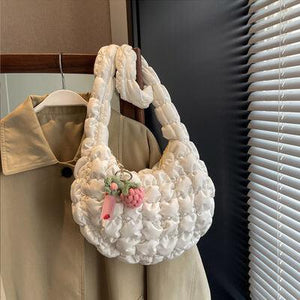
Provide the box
[101,168,144,220]
[71,44,215,265]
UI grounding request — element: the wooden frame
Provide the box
[0,53,95,74]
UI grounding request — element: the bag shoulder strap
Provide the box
[120,47,145,124]
[81,44,190,157]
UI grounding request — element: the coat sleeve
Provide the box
[146,128,161,168]
[120,116,161,172]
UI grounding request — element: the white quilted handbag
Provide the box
[71,44,215,265]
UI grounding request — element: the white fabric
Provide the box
[70,44,215,265]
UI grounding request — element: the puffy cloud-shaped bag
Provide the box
[71,44,215,265]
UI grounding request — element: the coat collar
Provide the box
[0,94,90,175]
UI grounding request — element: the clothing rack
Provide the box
[0,48,145,124]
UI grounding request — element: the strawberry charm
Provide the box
[100,171,144,220]
[120,185,144,208]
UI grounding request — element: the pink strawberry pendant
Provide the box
[101,174,144,221]
[120,187,144,208]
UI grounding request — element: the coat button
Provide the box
[61,167,73,178]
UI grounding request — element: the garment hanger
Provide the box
[34,53,87,113]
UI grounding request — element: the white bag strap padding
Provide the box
[81,44,190,157]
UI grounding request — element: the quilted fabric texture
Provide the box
[71,44,215,265]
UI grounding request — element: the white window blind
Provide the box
[247,1,300,299]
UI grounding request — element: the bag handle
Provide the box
[81,44,190,156]
[120,47,145,124]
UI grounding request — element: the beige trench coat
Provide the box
[0,95,211,300]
